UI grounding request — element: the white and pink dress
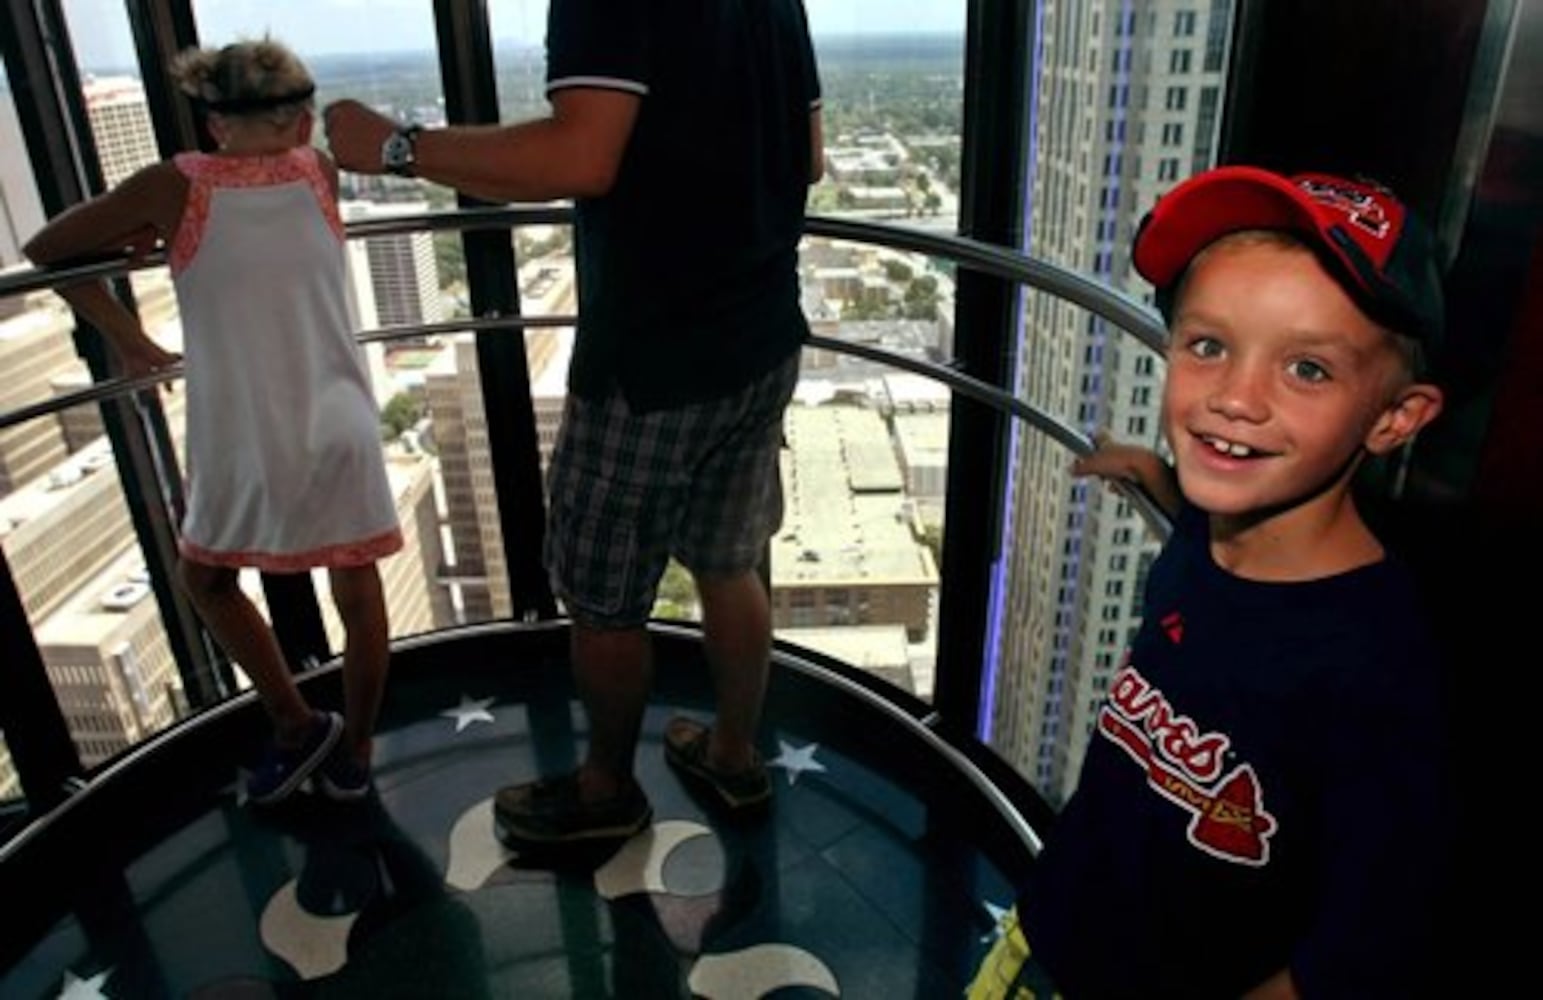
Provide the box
[169,146,402,571]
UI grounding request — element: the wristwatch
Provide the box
[381,124,422,177]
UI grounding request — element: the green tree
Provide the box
[882,259,914,283]
[807,185,842,213]
[903,275,940,319]
[842,297,894,321]
[434,232,466,288]
[652,559,700,620]
[517,228,574,260]
[921,521,945,569]
[381,392,422,439]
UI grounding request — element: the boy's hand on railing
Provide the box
[1072,430,1182,520]
[1071,430,1151,483]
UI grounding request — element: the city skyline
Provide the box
[1,3,1193,810]
[0,45,971,795]
[63,0,966,71]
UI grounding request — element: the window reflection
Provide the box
[804,2,966,234]
[990,1,1237,805]
[2,400,188,768]
[0,729,15,801]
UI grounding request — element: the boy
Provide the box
[970,166,1451,998]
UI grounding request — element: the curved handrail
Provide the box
[0,209,1177,859]
[0,207,1169,352]
[805,215,1169,354]
[0,318,1173,537]
[0,208,1174,533]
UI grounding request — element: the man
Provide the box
[325,0,823,847]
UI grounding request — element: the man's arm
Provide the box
[324,88,640,203]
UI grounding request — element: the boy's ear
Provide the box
[1365,382,1444,456]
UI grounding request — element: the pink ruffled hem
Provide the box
[179,526,404,572]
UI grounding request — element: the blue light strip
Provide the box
[978,0,1047,745]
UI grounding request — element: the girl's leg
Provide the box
[328,562,390,767]
[178,559,314,744]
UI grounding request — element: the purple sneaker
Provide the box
[246,711,342,805]
[316,750,374,802]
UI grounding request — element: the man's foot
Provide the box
[246,711,342,805]
[493,772,652,849]
[664,717,771,811]
[316,749,374,802]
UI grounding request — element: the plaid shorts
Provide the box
[544,353,799,627]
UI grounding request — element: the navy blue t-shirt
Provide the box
[1022,505,1451,999]
[546,0,821,411]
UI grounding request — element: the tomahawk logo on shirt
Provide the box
[1098,664,1279,866]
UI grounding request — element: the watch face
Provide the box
[382,130,415,174]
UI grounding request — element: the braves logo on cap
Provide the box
[1132,164,1446,349]
[1297,177,1391,239]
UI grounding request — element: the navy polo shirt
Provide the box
[1022,506,1452,998]
[546,0,821,411]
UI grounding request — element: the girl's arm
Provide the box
[49,282,181,377]
[23,161,183,263]
[24,163,185,377]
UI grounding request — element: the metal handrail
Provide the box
[0,207,1169,351]
[0,207,1174,533]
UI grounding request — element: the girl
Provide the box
[25,38,400,804]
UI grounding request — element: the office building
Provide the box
[5,411,453,766]
[341,200,445,336]
[424,259,573,622]
[35,549,182,768]
[988,0,1233,804]
[771,403,938,656]
[82,77,158,188]
[0,299,88,497]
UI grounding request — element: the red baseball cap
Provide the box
[1133,166,1445,350]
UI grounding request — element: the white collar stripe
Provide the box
[547,76,649,97]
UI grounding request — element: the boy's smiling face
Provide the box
[1162,236,1435,525]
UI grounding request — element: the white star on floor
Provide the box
[766,739,826,785]
[981,899,1011,942]
[441,695,496,733]
[58,969,112,999]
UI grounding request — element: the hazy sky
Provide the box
[65,0,966,70]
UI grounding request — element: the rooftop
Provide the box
[773,404,937,588]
